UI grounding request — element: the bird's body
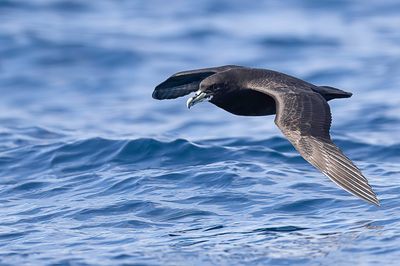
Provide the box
[152,65,380,206]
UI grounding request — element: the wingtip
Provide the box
[364,185,380,206]
[152,89,161,100]
[371,197,381,207]
[350,187,380,207]
[361,192,380,206]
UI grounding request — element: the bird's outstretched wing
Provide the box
[152,65,241,100]
[252,86,380,205]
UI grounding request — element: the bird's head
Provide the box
[186,70,238,109]
[185,69,276,116]
[186,82,276,116]
[186,84,233,109]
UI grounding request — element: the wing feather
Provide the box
[250,85,379,205]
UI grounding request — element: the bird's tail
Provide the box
[316,86,353,101]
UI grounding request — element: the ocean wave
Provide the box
[0,125,399,264]
[1,127,399,177]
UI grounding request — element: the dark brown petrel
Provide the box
[152,65,380,206]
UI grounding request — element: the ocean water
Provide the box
[1,0,400,265]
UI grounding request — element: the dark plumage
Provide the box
[153,65,379,206]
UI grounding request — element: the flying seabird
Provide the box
[152,65,380,206]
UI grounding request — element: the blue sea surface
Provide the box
[1,0,400,265]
